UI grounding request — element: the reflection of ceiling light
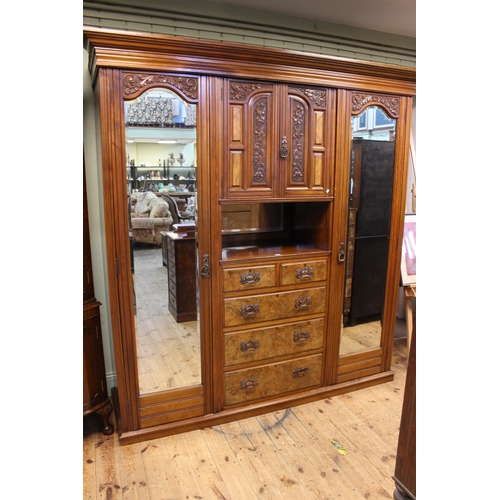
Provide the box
[158,140,177,144]
[127,139,134,143]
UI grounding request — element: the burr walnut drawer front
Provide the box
[280,259,328,286]
[223,286,326,328]
[224,318,324,367]
[224,353,323,406]
[222,264,276,292]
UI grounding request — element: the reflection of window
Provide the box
[358,111,367,129]
[375,108,395,127]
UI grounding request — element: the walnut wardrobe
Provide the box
[84,28,415,444]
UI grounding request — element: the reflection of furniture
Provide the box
[83,162,113,435]
[393,313,416,500]
[164,231,197,322]
[127,165,197,192]
[345,138,395,326]
[130,191,173,245]
[161,194,193,226]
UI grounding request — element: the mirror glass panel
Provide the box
[340,105,396,356]
[124,88,201,394]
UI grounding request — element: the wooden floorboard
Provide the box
[83,338,409,499]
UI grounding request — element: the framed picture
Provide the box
[401,213,416,286]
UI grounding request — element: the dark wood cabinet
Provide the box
[83,162,113,435]
[345,138,395,326]
[163,230,197,322]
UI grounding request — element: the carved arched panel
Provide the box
[122,71,199,102]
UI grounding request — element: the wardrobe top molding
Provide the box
[84,28,415,96]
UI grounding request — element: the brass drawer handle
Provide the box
[240,270,261,285]
[296,266,314,279]
[295,296,312,309]
[240,378,258,390]
[240,340,260,352]
[240,304,260,316]
[292,367,309,378]
[293,330,310,343]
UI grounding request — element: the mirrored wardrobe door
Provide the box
[339,103,397,357]
[124,86,201,396]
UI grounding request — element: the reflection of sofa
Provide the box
[129,191,173,245]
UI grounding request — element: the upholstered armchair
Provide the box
[129,191,173,245]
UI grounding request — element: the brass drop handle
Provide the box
[240,304,260,317]
[292,367,309,378]
[240,378,258,390]
[280,136,289,158]
[293,330,310,343]
[338,242,346,263]
[295,296,312,309]
[240,340,260,352]
[240,270,260,285]
[296,266,314,279]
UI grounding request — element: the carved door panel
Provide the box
[225,80,278,199]
[223,80,333,200]
[282,86,333,198]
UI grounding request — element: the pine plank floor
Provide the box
[83,337,409,500]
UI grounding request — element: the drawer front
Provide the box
[168,267,177,286]
[169,292,177,309]
[224,354,323,406]
[224,318,324,366]
[280,259,328,286]
[168,251,176,267]
[223,286,326,328]
[222,264,276,292]
[168,276,177,298]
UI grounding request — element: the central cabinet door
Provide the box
[224,79,333,200]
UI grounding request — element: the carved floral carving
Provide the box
[291,100,305,183]
[253,98,267,184]
[230,82,269,100]
[123,73,199,100]
[352,92,400,118]
[290,87,326,108]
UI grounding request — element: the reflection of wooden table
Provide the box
[163,231,197,323]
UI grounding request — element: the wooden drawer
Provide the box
[168,267,177,284]
[224,318,324,366]
[223,286,326,328]
[224,353,323,406]
[168,276,177,298]
[280,259,328,286]
[167,237,175,253]
[169,293,177,309]
[168,251,176,267]
[222,264,276,292]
